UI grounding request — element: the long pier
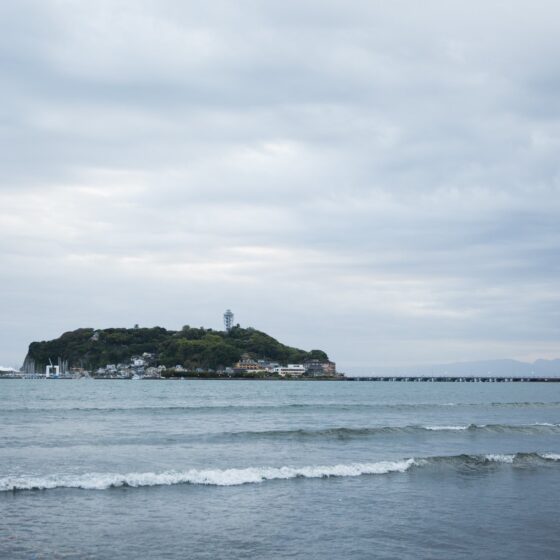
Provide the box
[345,376,560,382]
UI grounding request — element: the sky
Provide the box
[1,1,560,372]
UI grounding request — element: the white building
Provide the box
[273,364,306,377]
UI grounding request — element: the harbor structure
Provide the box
[45,364,60,378]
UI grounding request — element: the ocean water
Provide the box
[1,380,559,559]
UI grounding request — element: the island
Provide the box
[19,325,339,380]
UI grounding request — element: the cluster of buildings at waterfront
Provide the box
[2,352,337,379]
[231,355,337,377]
[91,353,164,379]
[90,353,337,379]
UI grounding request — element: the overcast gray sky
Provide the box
[1,1,560,372]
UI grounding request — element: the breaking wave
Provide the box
[1,460,415,491]
[2,453,559,492]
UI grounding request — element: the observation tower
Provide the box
[224,309,234,331]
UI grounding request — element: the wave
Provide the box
[3,401,560,414]
[3,423,560,449]
[424,423,560,433]
[217,423,560,441]
[2,452,559,492]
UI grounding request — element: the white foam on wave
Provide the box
[485,453,560,464]
[0,459,416,491]
[541,453,560,460]
[484,454,516,463]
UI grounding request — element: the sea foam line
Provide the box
[2,453,559,492]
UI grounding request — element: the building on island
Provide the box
[231,355,337,377]
[303,359,337,377]
[322,361,337,376]
[234,354,267,374]
[273,364,307,377]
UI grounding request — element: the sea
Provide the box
[1,379,559,559]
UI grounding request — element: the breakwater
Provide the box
[345,376,560,382]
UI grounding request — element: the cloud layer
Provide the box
[2,1,560,370]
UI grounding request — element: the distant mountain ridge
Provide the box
[353,359,560,377]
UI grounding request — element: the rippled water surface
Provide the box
[1,380,559,559]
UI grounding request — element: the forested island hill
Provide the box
[20,324,337,380]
